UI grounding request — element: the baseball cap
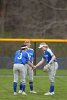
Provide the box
[38,43,48,48]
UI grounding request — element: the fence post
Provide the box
[34,42,36,75]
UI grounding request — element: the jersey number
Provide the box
[18,53,22,59]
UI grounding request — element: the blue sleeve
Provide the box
[33,50,35,58]
[26,53,30,62]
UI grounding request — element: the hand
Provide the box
[33,65,36,70]
[31,65,36,70]
[43,63,51,72]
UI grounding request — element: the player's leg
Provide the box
[45,62,58,95]
[13,64,18,95]
[24,64,27,78]
[49,62,58,93]
[49,63,56,93]
[18,67,23,93]
[54,62,58,76]
[28,64,37,93]
[28,67,33,91]
[19,64,27,95]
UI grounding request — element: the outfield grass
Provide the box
[0,69,67,100]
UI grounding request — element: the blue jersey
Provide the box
[43,48,56,64]
[26,48,34,63]
[14,50,29,65]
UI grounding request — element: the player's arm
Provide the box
[49,55,56,64]
[35,58,45,68]
[26,52,34,69]
[28,60,34,69]
[48,49,56,64]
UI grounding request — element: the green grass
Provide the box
[0,69,67,100]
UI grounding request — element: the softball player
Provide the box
[34,42,58,95]
[13,45,34,95]
[24,41,37,93]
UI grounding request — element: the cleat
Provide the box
[22,91,27,95]
[44,92,54,95]
[14,92,17,95]
[18,90,22,93]
[30,90,37,94]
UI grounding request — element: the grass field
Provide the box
[0,69,67,100]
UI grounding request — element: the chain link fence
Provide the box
[0,56,67,69]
